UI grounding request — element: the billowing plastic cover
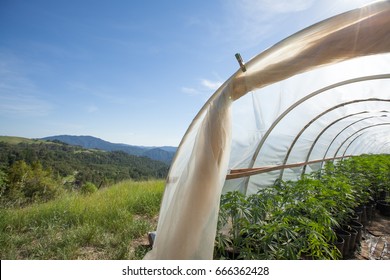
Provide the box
[145,1,390,259]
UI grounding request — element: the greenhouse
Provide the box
[145,1,390,259]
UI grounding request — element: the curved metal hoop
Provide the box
[279,109,390,181]
[342,129,390,157]
[243,74,390,192]
[333,123,390,158]
[279,99,390,180]
[307,112,390,173]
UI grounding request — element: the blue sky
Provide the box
[0,0,375,146]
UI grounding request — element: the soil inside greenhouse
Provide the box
[352,210,390,260]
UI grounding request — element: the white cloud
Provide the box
[182,78,223,97]
[181,87,201,96]
[201,79,223,91]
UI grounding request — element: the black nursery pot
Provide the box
[350,220,363,247]
[333,236,344,258]
[343,226,358,257]
[377,200,390,217]
[355,206,367,226]
[335,228,351,259]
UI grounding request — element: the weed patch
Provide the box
[0,180,164,259]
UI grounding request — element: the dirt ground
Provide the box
[352,210,390,260]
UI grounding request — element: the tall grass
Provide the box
[0,179,164,259]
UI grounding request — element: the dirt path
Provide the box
[353,210,390,260]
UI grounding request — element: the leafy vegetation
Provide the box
[0,138,169,207]
[0,180,164,259]
[2,134,389,260]
[0,139,169,182]
[41,135,176,164]
[1,160,62,207]
[215,154,390,260]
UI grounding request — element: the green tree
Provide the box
[4,160,60,206]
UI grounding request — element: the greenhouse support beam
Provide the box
[283,111,373,180]
[281,100,390,180]
[321,110,390,167]
[305,111,390,175]
[226,156,350,180]
[341,128,390,157]
[333,123,390,158]
[342,133,366,158]
[299,113,372,176]
[243,74,390,194]
[361,131,390,154]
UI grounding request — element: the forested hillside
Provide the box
[0,137,169,207]
[41,135,176,164]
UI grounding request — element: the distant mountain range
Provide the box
[40,135,176,164]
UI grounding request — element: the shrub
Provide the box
[2,161,61,207]
[80,182,98,195]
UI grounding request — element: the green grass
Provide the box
[0,179,164,259]
[0,135,45,144]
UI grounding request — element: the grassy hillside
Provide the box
[41,135,176,164]
[0,137,169,187]
[0,136,44,145]
[0,179,164,259]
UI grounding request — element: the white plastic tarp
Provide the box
[145,1,390,259]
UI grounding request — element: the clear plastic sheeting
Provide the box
[238,73,390,193]
[145,1,390,259]
[144,85,233,259]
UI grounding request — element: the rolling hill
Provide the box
[0,135,170,185]
[41,135,176,164]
